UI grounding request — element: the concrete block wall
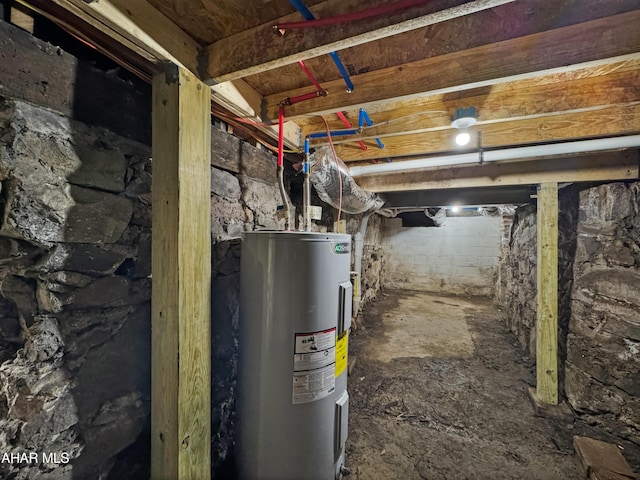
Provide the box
[382,214,502,296]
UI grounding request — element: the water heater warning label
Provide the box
[293,328,336,404]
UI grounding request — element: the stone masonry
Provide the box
[0,96,152,480]
[497,181,639,457]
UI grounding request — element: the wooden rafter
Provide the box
[50,0,200,72]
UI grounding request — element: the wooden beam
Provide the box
[151,64,211,480]
[54,0,200,73]
[211,80,300,148]
[354,151,640,192]
[10,3,35,33]
[25,0,159,77]
[535,182,559,405]
[331,102,640,161]
[48,0,299,147]
[265,11,640,120]
[0,19,152,143]
[254,0,640,98]
[301,60,640,145]
[203,0,514,83]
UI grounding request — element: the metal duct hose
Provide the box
[310,146,385,214]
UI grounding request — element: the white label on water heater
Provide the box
[294,328,336,354]
[292,328,337,404]
[292,364,336,405]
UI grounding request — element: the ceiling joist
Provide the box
[332,102,640,161]
[51,0,200,72]
[203,0,514,84]
[355,151,640,192]
[46,0,300,146]
[265,10,640,121]
[17,0,640,183]
[302,61,640,151]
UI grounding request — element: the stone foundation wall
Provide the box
[566,182,640,444]
[360,214,385,308]
[0,17,386,478]
[0,96,152,480]
[0,95,286,479]
[208,130,283,475]
[342,213,385,313]
[496,203,538,353]
[497,182,639,447]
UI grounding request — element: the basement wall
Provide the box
[0,19,387,478]
[0,90,283,480]
[382,214,502,296]
[0,93,152,480]
[497,181,640,456]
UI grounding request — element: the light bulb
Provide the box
[455,131,471,146]
[451,205,460,213]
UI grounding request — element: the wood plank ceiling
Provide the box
[25,0,640,200]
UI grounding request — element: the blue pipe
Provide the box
[358,108,384,149]
[304,137,310,155]
[308,129,358,139]
[329,52,355,92]
[288,0,314,19]
[358,108,366,129]
[288,0,355,92]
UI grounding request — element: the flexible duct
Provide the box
[310,147,385,214]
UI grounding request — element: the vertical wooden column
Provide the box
[151,64,211,479]
[536,182,558,405]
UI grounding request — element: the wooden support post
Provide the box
[535,182,559,405]
[151,64,211,479]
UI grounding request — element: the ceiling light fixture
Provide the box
[451,106,477,146]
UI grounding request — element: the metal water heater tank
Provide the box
[238,231,352,480]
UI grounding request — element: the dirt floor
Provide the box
[347,290,586,480]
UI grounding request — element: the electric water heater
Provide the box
[238,231,352,480]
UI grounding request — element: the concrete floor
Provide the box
[347,289,583,480]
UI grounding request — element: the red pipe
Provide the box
[286,90,327,105]
[278,106,285,167]
[335,111,367,151]
[277,0,428,30]
[297,60,324,92]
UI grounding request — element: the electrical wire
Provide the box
[210,108,278,128]
[14,0,151,82]
[336,111,367,151]
[210,107,300,153]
